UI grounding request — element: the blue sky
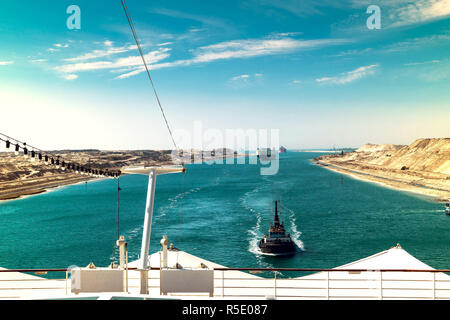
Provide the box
[0,0,449,150]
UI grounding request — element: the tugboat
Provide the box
[259,201,297,255]
[445,203,450,216]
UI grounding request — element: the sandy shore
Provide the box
[0,175,98,201]
[314,160,450,202]
[0,150,248,202]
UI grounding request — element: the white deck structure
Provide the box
[0,244,449,300]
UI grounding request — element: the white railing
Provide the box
[210,268,450,300]
[1,267,449,300]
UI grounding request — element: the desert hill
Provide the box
[315,138,450,201]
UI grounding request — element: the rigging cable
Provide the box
[120,0,182,162]
[120,0,188,255]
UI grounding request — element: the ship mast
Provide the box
[274,200,280,226]
[122,166,185,294]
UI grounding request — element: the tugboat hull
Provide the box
[259,240,297,255]
[257,200,298,255]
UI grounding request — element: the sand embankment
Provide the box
[0,149,173,201]
[0,148,244,201]
[314,138,450,202]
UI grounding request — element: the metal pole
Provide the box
[379,271,383,300]
[126,245,129,293]
[274,271,277,299]
[139,169,157,294]
[327,271,330,300]
[117,177,120,239]
[432,272,435,300]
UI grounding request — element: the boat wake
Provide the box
[155,187,201,221]
[279,203,305,252]
[239,187,274,267]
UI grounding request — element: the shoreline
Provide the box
[0,154,247,203]
[0,176,104,202]
[314,160,449,203]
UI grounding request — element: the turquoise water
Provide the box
[0,152,448,275]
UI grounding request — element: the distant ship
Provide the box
[279,146,287,153]
[446,203,450,216]
[256,148,272,159]
[259,201,296,255]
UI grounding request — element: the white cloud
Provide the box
[258,0,344,17]
[114,35,348,79]
[0,61,13,66]
[192,37,349,63]
[316,64,378,85]
[114,59,188,79]
[64,46,131,62]
[55,34,349,80]
[104,40,113,46]
[62,74,78,80]
[382,34,450,53]
[231,74,250,81]
[29,59,48,63]
[56,48,171,78]
[227,73,265,89]
[404,60,440,66]
[389,0,450,27]
[54,43,69,48]
[349,0,450,28]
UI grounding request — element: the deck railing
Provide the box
[209,267,450,300]
[1,267,449,300]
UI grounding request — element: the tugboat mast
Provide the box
[259,200,297,255]
[274,200,280,226]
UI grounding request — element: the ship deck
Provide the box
[0,245,449,300]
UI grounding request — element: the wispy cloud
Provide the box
[401,58,449,82]
[158,42,173,47]
[62,74,78,81]
[56,48,171,74]
[404,59,440,66]
[382,33,450,53]
[231,74,250,81]
[330,0,450,36]
[256,0,345,17]
[348,0,450,28]
[29,59,48,63]
[152,8,232,31]
[54,34,350,80]
[54,43,69,48]
[388,0,450,27]
[0,61,14,66]
[191,36,350,63]
[316,64,378,85]
[63,45,133,62]
[227,73,264,89]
